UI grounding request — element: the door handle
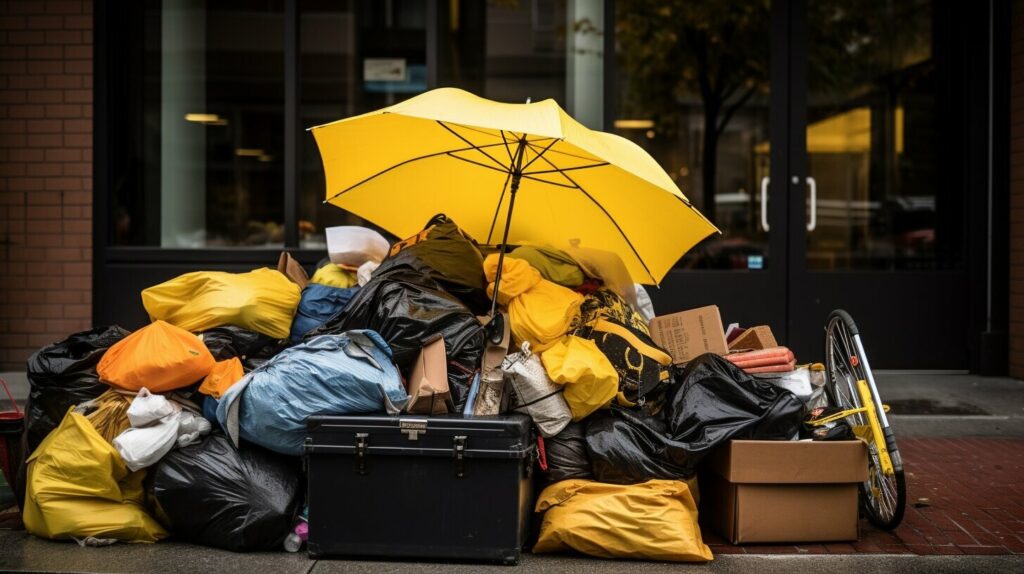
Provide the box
[760,176,770,232]
[806,176,817,231]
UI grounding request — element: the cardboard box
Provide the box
[404,337,450,415]
[700,440,868,544]
[649,305,728,364]
[728,325,778,351]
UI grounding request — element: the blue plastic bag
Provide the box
[217,331,408,455]
[289,284,359,344]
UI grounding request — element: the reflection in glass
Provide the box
[806,0,958,270]
[143,0,285,247]
[614,0,771,270]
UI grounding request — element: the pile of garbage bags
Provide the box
[15,217,817,563]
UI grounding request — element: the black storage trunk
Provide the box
[305,413,536,564]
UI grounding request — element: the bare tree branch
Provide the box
[716,84,757,135]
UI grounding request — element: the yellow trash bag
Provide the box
[310,264,358,288]
[98,320,216,393]
[541,335,618,421]
[484,254,583,352]
[533,478,713,562]
[22,411,168,543]
[141,268,301,340]
[198,357,245,399]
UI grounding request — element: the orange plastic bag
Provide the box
[98,320,215,393]
[198,357,244,399]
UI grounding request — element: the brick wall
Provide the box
[0,0,93,371]
[1013,0,1024,377]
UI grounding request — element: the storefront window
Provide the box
[112,0,285,247]
[298,0,425,248]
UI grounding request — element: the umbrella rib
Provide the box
[525,162,611,175]
[519,138,560,172]
[445,151,517,175]
[531,152,658,283]
[324,141,510,203]
[500,130,515,165]
[524,141,604,162]
[437,121,512,172]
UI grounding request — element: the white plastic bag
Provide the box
[326,226,390,267]
[176,411,212,448]
[113,389,212,471]
[503,343,572,437]
[634,284,656,322]
[357,260,380,286]
[127,387,180,427]
[114,417,181,472]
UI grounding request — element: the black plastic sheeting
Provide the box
[23,325,130,452]
[664,353,805,467]
[580,354,804,482]
[373,215,491,315]
[148,433,302,552]
[542,422,592,483]
[312,264,484,411]
[197,325,288,372]
[585,406,691,484]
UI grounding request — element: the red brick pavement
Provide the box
[701,437,1024,555]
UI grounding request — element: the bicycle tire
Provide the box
[824,309,906,530]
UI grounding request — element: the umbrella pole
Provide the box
[487,138,528,341]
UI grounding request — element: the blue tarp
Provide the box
[217,331,408,455]
[289,284,359,344]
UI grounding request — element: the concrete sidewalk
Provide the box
[1,372,1023,572]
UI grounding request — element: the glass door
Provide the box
[786,0,974,368]
[613,0,790,336]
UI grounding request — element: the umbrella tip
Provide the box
[525,97,531,104]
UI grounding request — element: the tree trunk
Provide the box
[701,104,720,224]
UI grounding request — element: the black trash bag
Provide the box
[197,325,287,372]
[543,422,592,483]
[665,353,805,467]
[374,214,490,314]
[312,264,484,411]
[148,433,302,552]
[585,405,692,483]
[23,325,130,452]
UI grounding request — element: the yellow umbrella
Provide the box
[310,87,718,289]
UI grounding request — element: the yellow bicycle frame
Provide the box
[808,379,895,476]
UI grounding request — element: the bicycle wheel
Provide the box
[824,309,906,530]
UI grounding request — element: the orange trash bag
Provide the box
[198,357,245,399]
[98,320,215,393]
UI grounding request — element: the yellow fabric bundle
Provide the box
[533,478,713,562]
[540,335,618,421]
[83,389,133,445]
[22,411,168,543]
[310,264,358,288]
[141,268,301,340]
[483,254,583,352]
[199,357,245,399]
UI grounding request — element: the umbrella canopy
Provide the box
[310,87,718,285]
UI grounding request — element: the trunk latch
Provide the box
[355,433,369,475]
[453,435,467,478]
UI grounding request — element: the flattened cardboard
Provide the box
[649,305,728,364]
[728,325,778,351]
[405,337,449,415]
[700,439,867,544]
